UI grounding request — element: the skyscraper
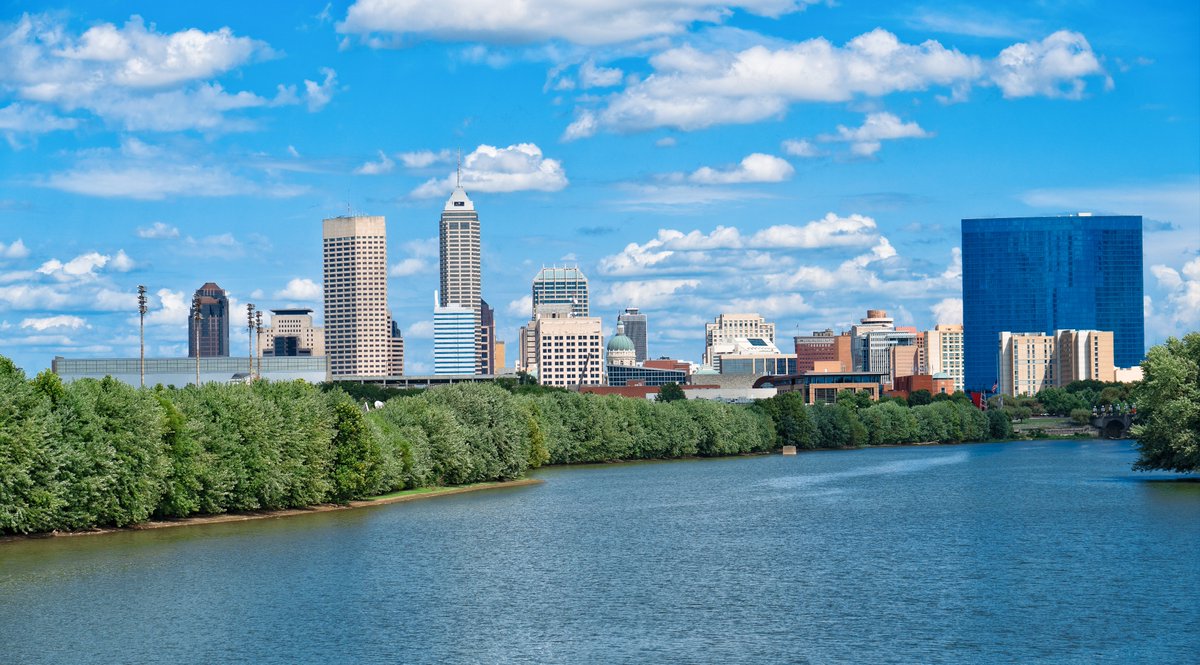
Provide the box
[188,282,229,357]
[961,214,1143,392]
[703,313,775,367]
[257,308,324,357]
[438,182,484,372]
[617,307,648,362]
[924,324,965,393]
[434,291,475,375]
[532,266,589,317]
[479,298,496,375]
[323,215,390,378]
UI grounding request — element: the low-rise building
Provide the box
[53,355,329,387]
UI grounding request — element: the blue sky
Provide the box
[0,0,1197,375]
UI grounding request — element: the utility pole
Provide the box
[246,303,256,381]
[137,285,147,388]
[255,309,264,381]
[191,293,202,386]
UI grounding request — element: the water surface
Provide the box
[2,439,1197,663]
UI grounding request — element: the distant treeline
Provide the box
[1,355,1008,535]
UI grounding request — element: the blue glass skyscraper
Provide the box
[961,214,1143,392]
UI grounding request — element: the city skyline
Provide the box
[0,1,1197,374]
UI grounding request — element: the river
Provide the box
[1,439,1197,663]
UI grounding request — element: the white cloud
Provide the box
[991,31,1105,99]
[406,319,434,338]
[0,103,78,134]
[596,279,700,308]
[565,28,1107,137]
[42,137,305,200]
[355,149,395,175]
[688,153,794,184]
[338,0,822,46]
[748,213,881,249]
[137,222,180,238]
[782,138,821,158]
[0,239,30,259]
[36,251,112,280]
[19,315,88,331]
[304,67,338,111]
[506,294,533,317]
[399,149,454,168]
[579,59,623,88]
[0,14,279,132]
[144,288,188,326]
[818,112,932,156]
[110,249,135,271]
[411,143,567,197]
[274,277,320,301]
[930,297,963,325]
[655,136,677,148]
[390,258,428,277]
[1147,257,1200,335]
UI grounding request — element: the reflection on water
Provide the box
[1,439,1197,664]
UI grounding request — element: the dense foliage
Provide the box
[1,350,1020,535]
[1132,333,1200,473]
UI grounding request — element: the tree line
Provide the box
[2,352,1021,535]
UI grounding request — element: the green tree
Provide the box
[907,389,933,407]
[327,392,382,502]
[1070,408,1092,425]
[657,382,686,402]
[987,409,1013,440]
[1132,333,1200,473]
[0,360,63,534]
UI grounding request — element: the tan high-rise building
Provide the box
[323,216,390,378]
[257,308,325,357]
[925,324,965,392]
[998,332,1057,397]
[534,314,604,388]
[1055,329,1115,384]
[704,313,776,367]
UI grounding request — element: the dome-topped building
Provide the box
[607,321,637,367]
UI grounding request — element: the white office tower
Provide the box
[438,182,485,373]
[434,291,476,375]
[323,216,390,378]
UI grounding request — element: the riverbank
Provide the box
[0,478,542,544]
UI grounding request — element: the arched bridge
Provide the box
[1091,414,1133,439]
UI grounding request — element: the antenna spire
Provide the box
[456,149,462,188]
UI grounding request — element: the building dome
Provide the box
[607,334,635,352]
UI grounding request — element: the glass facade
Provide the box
[52,356,328,387]
[961,215,1143,392]
[606,364,686,387]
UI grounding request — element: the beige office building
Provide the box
[925,324,965,392]
[323,216,390,378]
[439,185,488,373]
[257,308,325,357]
[998,332,1057,397]
[704,313,776,367]
[999,329,1119,396]
[532,314,604,388]
[1056,329,1116,384]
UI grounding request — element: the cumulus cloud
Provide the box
[36,251,118,281]
[1150,258,1200,330]
[355,149,395,175]
[406,319,434,338]
[818,112,932,156]
[19,315,88,331]
[930,297,963,324]
[274,277,321,301]
[0,239,30,259]
[688,153,794,184]
[992,31,1106,98]
[410,143,567,197]
[136,222,180,238]
[144,288,188,326]
[506,294,533,317]
[596,279,700,308]
[338,0,822,46]
[564,28,1107,138]
[0,103,78,136]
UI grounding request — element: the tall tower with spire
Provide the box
[438,168,486,373]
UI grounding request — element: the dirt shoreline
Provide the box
[0,478,543,544]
